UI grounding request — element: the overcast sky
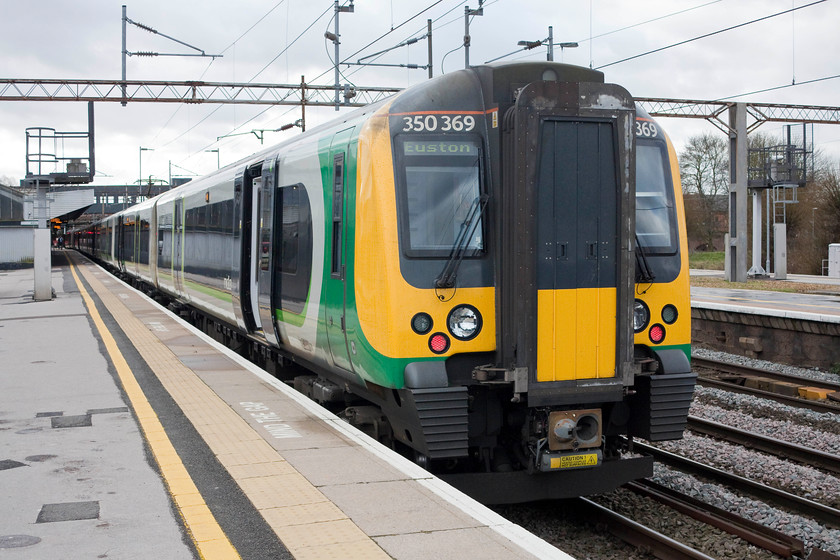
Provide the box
[1,0,837,187]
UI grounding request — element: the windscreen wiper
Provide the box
[635,234,656,283]
[435,194,490,289]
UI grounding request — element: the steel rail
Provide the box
[634,441,840,528]
[625,479,805,558]
[687,416,840,474]
[576,497,716,560]
[697,376,840,414]
[692,356,840,393]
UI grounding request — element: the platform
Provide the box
[688,269,840,369]
[0,251,570,559]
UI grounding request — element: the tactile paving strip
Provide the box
[75,258,389,560]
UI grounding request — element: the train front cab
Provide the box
[354,63,696,502]
[630,111,695,442]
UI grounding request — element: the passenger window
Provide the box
[331,154,344,278]
[274,184,312,315]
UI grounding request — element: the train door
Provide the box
[249,175,263,331]
[324,128,356,372]
[231,174,249,330]
[257,161,280,346]
[116,217,125,272]
[173,197,184,295]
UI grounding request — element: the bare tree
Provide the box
[679,133,729,251]
[791,154,840,273]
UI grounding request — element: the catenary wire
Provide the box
[150,1,289,145]
[596,0,826,69]
[159,2,333,154]
[483,0,722,65]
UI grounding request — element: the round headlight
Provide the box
[447,305,482,341]
[633,300,650,333]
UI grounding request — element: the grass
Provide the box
[688,251,840,294]
[689,275,840,294]
[688,251,724,270]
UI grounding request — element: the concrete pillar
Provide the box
[33,181,53,301]
[726,103,748,283]
[774,223,787,280]
[748,189,766,277]
[33,228,52,300]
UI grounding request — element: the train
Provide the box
[72,61,695,504]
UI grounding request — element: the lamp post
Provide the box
[812,207,818,238]
[518,28,577,62]
[205,148,220,169]
[557,41,578,62]
[136,146,154,207]
[139,146,153,187]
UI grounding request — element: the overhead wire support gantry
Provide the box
[0,78,402,107]
[635,98,840,132]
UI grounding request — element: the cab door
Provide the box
[535,120,618,382]
[324,128,355,372]
[498,80,636,405]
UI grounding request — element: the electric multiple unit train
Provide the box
[73,61,695,503]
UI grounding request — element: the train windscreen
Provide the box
[636,141,677,254]
[396,137,484,257]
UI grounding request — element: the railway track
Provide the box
[624,479,805,558]
[634,440,840,528]
[687,415,840,474]
[693,356,840,413]
[692,356,840,391]
[580,477,840,560]
[576,497,716,560]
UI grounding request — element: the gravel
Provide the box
[651,348,840,555]
[652,464,840,555]
[500,348,840,559]
[693,347,840,386]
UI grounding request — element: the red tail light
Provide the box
[649,324,666,344]
[429,333,450,354]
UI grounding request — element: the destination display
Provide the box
[402,140,478,156]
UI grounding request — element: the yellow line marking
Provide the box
[68,258,240,560]
[72,253,391,559]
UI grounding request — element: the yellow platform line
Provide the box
[68,259,240,560]
[70,255,390,560]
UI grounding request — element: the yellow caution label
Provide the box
[551,453,599,469]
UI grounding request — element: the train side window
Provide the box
[331,153,344,278]
[275,183,312,315]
